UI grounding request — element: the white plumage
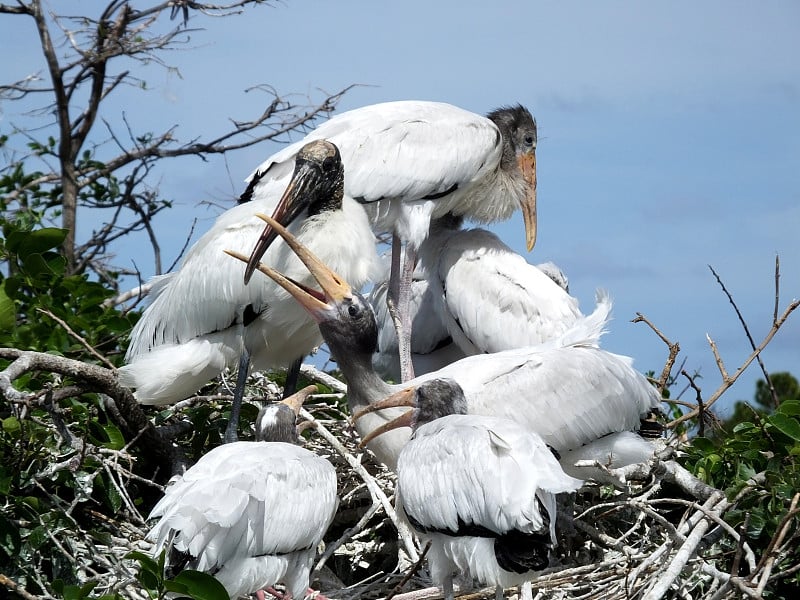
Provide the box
[245,101,537,250]
[147,390,338,599]
[243,101,538,382]
[119,141,379,407]
[237,215,663,474]
[371,217,583,380]
[377,380,582,599]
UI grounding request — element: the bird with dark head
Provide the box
[119,138,377,442]
[147,385,339,600]
[353,378,581,600]
[228,214,663,479]
[237,100,539,382]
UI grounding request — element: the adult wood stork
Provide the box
[147,385,338,600]
[371,215,584,380]
[241,101,538,382]
[119,140,379,441]
[228,215,663,474]
[357,379,582,600]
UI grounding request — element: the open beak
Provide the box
[244,161,320,284]
[225,213,352,321]
[352,387,417,448]
[280,384,318,415]
[517,152,537,252]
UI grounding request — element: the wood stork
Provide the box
[119,140,379,441]
[371,215,584,381]
[147,385,338,600]
[241,101,538,382]
[228,215,663,474]
[358,379,582,600]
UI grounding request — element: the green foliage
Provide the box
[684,394,800,588]
[129,551,229,600]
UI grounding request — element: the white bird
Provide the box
[241,101,539,382]
[119,140,379,441]
[147,385,338,600]
[371,215,583,380]
[359,379,582,600]
[234,216,663,475]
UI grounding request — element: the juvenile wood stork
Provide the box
[119,140,379,441]
[371,215,584,380]
[357,379,582,600]
[228,216,663,474]
[147,385,338,600]
[241,101,538,382]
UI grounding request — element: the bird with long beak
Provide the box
[120,139,378,442]
[240,101,537,383]
[354,379,581,600]
[226,215,662,475]
[147,385,339,600]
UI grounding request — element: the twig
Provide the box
[386,542,432,600]
[631,312,679,394]
[36,308,115,369]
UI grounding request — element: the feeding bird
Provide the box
[119,140,378,441]
[371,215,584,380]
[241,100,538,382]
[356,379,582,600]
[228,215,663,475]
[147,385,338,600]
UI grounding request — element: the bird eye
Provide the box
[322,157,336,172]
[524,134,535,146]
[347,304,359,318]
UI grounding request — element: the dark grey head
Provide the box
[318,290,379,363]
[244,139,345,283]
[486,104,537,164]
[413,378,468,427]
[255,403,299,444]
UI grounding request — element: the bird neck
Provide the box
[326,336,393,412]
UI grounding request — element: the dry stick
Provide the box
[641,492,727,600]
[0,574,41,600]
[708,263,776,406]
[299,407,420,563]
[668,298,800,428]
[301,363,349,394]
[385,542,432,600]
[752,492,800,595]
[35,308,116,369]
[631,312,680,394]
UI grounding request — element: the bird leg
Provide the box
[282,356,303,398]
[387,234,416,382]
[442,574,455,600]
[224,347,250,443]
[495,585,505,600]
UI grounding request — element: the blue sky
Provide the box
[2,1,799,416]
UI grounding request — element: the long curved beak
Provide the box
[244,161,319,284]
[352,387,417,448]
[518,151,537,252]
[280,384,318,415]
[225,214,352,321]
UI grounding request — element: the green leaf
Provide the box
[768,413,800,441]
[0,285,14,331]
[2,416,21,434]
[778,400,800,416]
[6,227,68,255]
[169,571,229,600]
[102,424,126,450]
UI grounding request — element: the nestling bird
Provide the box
[228,215,663,475]
[147,385,338,600]
[371,214,584,380]
[357,379,582,600]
